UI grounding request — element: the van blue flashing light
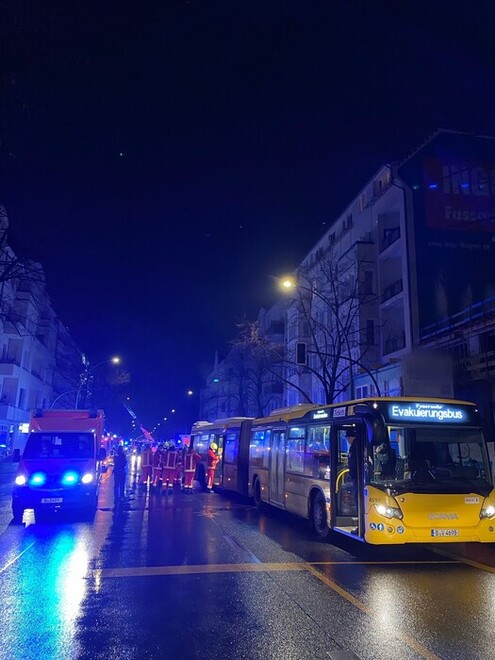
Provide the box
[388,402,466,423]
[62,471,79,485]
[30,472,47,486]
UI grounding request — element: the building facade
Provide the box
[0,207,83,455]
[201,131,495,434]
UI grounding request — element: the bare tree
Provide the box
[231,247,381,409]
[282,247,381,403]
[0,206,45,336]
[229,321,284,417]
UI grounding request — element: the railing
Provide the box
[383,333,406,355]
[381,278,403,303]
[457,351,495,378]
[380,226,400,252]
[420,294,495,340]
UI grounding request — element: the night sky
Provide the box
[1,1,495,435]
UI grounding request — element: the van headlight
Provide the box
[62,471,78,485]
[375,504,403,520]
[30,472,47,486]
[81,473,94,484]
[480,505,495,519]
[15,475,27,486]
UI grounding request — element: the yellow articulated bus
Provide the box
[190,418,253,495]
[191,397,495,544]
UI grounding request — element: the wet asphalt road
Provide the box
[1,459,495,660]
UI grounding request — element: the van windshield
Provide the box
[24,432,94,459]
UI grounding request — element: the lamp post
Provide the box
[50,389,78,409]
[75,356,121,409]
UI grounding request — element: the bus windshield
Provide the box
[23,432,95,460]
[368,426,492,494]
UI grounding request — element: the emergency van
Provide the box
[12,409,106,523]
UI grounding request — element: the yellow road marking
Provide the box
[93,559,443,659]
[305,564,440,660]
[431,546,495,575]
[94,558,459,579]
[95,562,307,579]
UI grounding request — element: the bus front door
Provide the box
[332,424,363,538]
[269,429,286,507]
[215,433,225,487]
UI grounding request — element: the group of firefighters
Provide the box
[138,441,221,493]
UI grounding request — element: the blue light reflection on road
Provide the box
[1,527,89,660]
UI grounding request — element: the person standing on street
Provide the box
[113,445,127,503]
[161,443,180,494]
[183,446,201,493]
[206,442,220,492]
[140,443,153,489]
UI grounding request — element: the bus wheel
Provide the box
[311,490,329,539]
[253,478,263,509]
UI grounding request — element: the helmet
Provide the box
[210,443,218,451]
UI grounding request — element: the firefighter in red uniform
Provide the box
[140,443,153,488]
[206,442,220,492]
[152,444,163,488]
[183,446,201,493]
[161,443,180,493]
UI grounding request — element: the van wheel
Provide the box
[310,490,329,539]
[34,507,47,523]
[253,478,263,509]
[12,503,23,524]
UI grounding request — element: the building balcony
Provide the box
[383,333,406,356]
[381,279,403,304]
[457,351,495,380]
[379,227,400,253]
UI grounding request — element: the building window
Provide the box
[343,214,353,231]
[366,320,375,345]
[480,332,495,353]
[362,271,373,295]
[356,385,369,399]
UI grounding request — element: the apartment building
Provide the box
[203,130,495,433]
[284,130,495,431]
[0,207,83,454]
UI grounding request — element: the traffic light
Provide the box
[296,342,307,366]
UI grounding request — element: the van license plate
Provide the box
[431,529,459,537]
[41,498,63,504]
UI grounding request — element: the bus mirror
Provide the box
[98,448,107,461]
[12,448,20,462]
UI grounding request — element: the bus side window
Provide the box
[305,425,330,479]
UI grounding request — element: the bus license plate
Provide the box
[41,498,63,504]
[431,529,459,537]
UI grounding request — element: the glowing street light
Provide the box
[187,390,194,396]
[280,276,296,290]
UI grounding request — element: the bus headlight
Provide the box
[375,504,403,520]
[480,505,495,519]
[15,475,27,486]
[81,473,94,484]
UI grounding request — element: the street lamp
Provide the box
[75,356,121,409]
